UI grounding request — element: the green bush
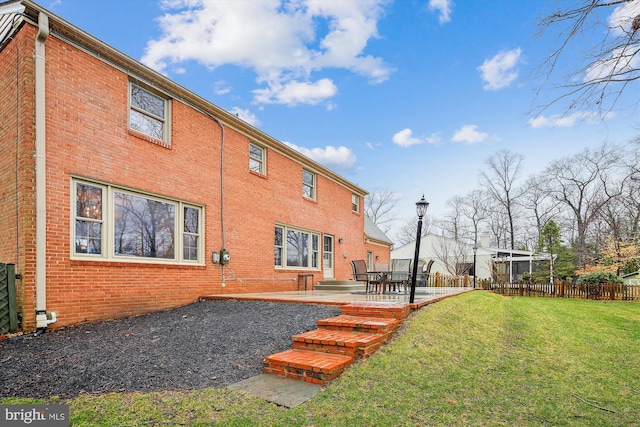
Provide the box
[576,271,623,285]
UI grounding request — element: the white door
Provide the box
[323,235,334,279]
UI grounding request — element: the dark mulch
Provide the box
[0,299,341,399]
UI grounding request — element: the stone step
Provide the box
[291,329,386,359]
[341,302,411,320]
[313,280,366,292]
[317,315,401,339]
[264,349,354,386]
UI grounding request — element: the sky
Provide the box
[44,0,639,240]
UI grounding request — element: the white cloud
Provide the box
[584,45,640,83]
[608,0,640,36]
[580,2,640,90]
[213,80,231,95]
[428,0,453,24]
[143,0,393,106]
[253,78,337,105]
[451,124,488,144]
[425,132,443,145]
[392,129,441,147]
[528,111,609,128]
[392,128,422,147]
[478,48,522,90]
[283,142,357,174]
[228,107,260,126]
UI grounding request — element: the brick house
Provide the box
[0,0,388,331]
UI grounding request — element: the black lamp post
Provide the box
[472,245,478,289]
[410,195,429,304]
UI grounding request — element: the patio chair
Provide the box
[388,258,411,293]
[351,259,383,293]
[374,262,389,272]
[413,260,429,287]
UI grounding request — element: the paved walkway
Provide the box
[206,287,474,309]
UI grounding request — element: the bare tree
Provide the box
[462,189,488,245]
[365,187,399,234]
[438,195,466,240]
[541,143,626,269]
[519,175,562,250]
[535,0,640,117]
[484,199,510,249]
[480,149,525,249]
[430,234,471,275]
[395,216,432,246]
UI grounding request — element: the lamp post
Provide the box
[410,195,429,304]
[472,245,478,289]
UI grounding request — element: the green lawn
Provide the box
[3,291,640,426]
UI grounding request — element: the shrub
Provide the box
[576,271,623,285]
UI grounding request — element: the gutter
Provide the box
[34,10,55,330]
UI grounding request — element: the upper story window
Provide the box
[302,169,315,199]
[129,82,170,144]
[352,194,360,213]
[249,143,265,174]
[73,178,203,264]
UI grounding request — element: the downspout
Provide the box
[210,116,226,287]
[34,11,55,330]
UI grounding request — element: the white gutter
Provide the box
[34,11,54,329]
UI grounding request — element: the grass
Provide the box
[3,291,640,426]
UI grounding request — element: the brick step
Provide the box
[264,349,354,385]
[341,302,411,320]
[317,315,401,339]
[292,329,386,359]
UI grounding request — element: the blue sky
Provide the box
[46,0,639,238]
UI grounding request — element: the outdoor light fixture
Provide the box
[410,195,429,304]
[472,244,478,289]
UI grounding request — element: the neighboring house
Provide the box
[622,271,639,286]
[0,0,370,331]
[363,216,393,269]
[391,233,551,283]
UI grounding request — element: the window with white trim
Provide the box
[274,225,319,269]
[129,82,170,143]
[302,169,315,199]
[249,143,265,174]
[73,179,203,264]
[352,193,360,213]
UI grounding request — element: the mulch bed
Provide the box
[0,299,341,399]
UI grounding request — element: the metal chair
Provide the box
[388,259,411,293]
[351,259,383,293]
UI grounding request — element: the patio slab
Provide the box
[205,287,474,308]
[228,373,322,408]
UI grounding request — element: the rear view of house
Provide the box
[0,0,379,331]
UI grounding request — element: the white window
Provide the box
[75,183,104,255]
[73,179,203,264]
[249,143,265,174]
[129,82,170,144]
[274,225,320,269]
[352,193,360,213]
[302,169,315,199]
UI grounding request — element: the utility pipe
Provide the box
[34,11,54,329]
[209,115,226,287]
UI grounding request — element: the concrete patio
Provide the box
[206,286,474,309]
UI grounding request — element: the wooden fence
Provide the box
[489,281,640,301]
[424,272,472,288]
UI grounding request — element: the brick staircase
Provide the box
[263,303,411,385]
